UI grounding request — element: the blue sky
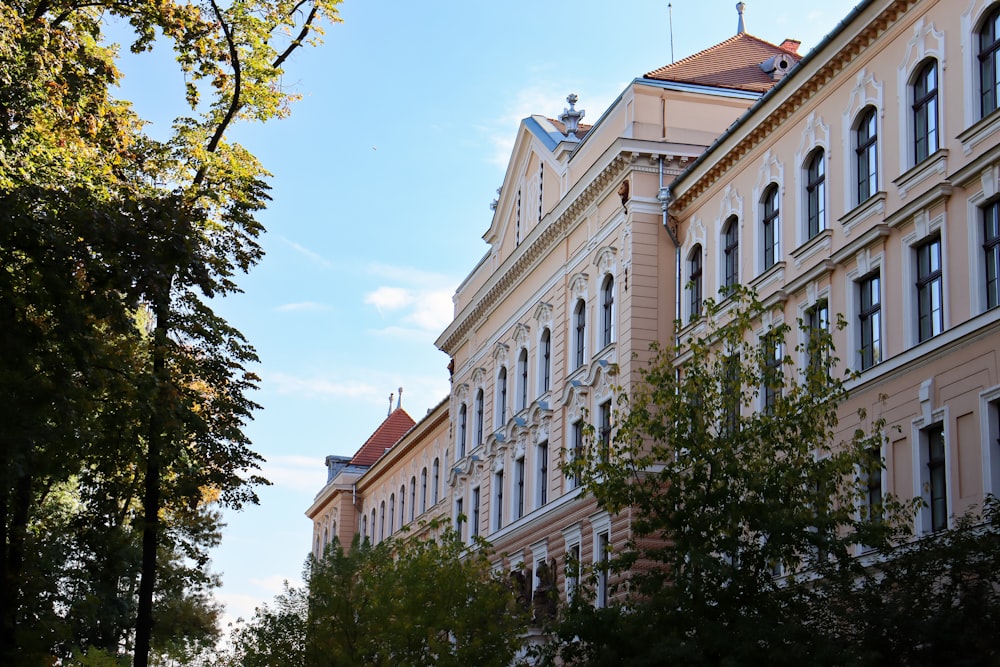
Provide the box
[113,0,863,628]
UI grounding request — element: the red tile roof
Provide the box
[349,408,416,466]
[548,117,593,139]
[644,33,802,94]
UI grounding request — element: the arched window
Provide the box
[458,403,467,458]
[539,328,551,393]
[378,502,385,541]
[912,60,938,164]
[517,348,528,411]
[855,106,878,204]
[805,149,826,238]
[496,366,508,426]
[420,467,428,512]
[474,389,484,447]
[399,485,406,526]
[573,299,586,369]
[761,185,779,271]
[722,216,739,291]
[410,476,416,522]
[601,275,614,347]
[979,6,1000,118]
[388,494,395,535]
[361,515,368,542]
[432,458,440,504]
[689,245,703,322]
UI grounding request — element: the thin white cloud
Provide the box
[276,236,334,268]
[274,301,330,313]
[261,455,325,494]
[267,373,381,400]
[362,265,458,334]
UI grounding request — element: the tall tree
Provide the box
[0,0,340,663]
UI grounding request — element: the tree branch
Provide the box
[271,2,318,71]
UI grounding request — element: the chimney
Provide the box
[736,2,746,34]
[780,39,801,54]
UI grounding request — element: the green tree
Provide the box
[229,530,528,667]
[0,0,340,663]
[545,286,912,666]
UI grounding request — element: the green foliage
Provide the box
[228,531,528,667]
[0,0,340,662]
[548,286,916,665]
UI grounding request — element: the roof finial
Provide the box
[397,387,403,410]
[388,392,394,417]
[736,2,746,34]
[559,94,585,141]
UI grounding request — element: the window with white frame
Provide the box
[855,106,878,204]
[912,60,939,164]
[517,348,528,411]
[563,527,582,602]
[388,494,395,535]
[722,215,739,292]
[984,198,1000,310]
[474,388,484,448]
[570,420,584,489]
[805,299,829,374]
[573,299,586,369]
[761,185,780,271]
[432,458,440,505]
[916,235,943,342]
[379,501,385,541]
[539,328,551,393]
[858,271,882,370]
[514,455,525,520]
[372,508,378,542]
[984,390,1000,496]
[471,487,481,538]
[454,496,464,537]
[458,403,468,458]
[689,245,703,322]
[536,440,549,507]
[409,476,416,522]
[420,467,428,512]
[761,331,782,413]
[592,513,611,609]
[493,470,504,531]
[599,400,612,464]
[923,423,948,532]
[496,366,508,427]
[979,5,1000,118]
[361,515,368,543]
[805,149,826,239]
[601,275,614,348]
[399,485,406,527]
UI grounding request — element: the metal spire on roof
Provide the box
[388,392,394,417]
[736,2,746,34]
[559,94,585,141]
[397,387,403,410]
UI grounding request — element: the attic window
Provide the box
[760,53,794,81]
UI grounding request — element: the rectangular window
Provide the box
[761,332,782,412]
[566,542,581,601]
[571,421,584,489]
[596,531,610,609]
[926,424,947,532]
[494,470,504,530]
[599,401,612,464]
[864,447,883,523]
[984,200,1000,310]
[514,457,525,520]
[916,236,943,342]
[454,498,464,537]
[471,487,480,538]
[806,300,829,374]
[537,441,549,507]
[858,272,881,370]
[541,331,551,392]
[913,61,939,164]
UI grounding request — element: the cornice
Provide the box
[438,153,630,354]
[672,0,915,213]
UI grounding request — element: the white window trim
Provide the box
[752,150,785,276]
[797,282,831,380]
[968,181,999,315]
[530,538,549,593]
[590,511,612,609]
[794,113,830,248]
[901,211,947,347]
[911,383,950,535]
[980,384,1000,497]
[842,68,884,213]
[896,19,946,171]
[844,249,885,373]
[562,523,583,602]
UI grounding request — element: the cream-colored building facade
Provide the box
[668,0,1000,539]
[310,0,1000,610]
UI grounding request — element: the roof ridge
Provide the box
[349,408,416,465]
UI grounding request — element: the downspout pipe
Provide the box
[657,158,681,335]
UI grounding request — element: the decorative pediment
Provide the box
[593,246,618,275]
[471,367,487,387]
[570,272,589,301]
[513,323,530,348]
[754,149,784,198]
[492,342,510,366]
[718,183,744,222]
[533,302,553,329]
[798,112,830,157]
[561,381,590,423]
